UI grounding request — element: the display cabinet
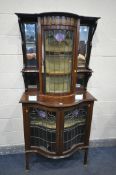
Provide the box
[16,12,99,170]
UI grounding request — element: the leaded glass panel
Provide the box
[63,106,87,151]
[43,29,74,94]
[29,107,57,152]
[46,75,71,93]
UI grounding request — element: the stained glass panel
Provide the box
[43,29,74,94]
[29,107,57,152]
[63,106,87,151]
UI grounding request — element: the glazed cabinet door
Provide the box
[23,105,60,156]
[38,16,79,96]
[23,102,93,157]
[62,102,93,153]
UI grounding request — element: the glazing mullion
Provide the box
[49,30,50,93]
[45,111,48,151]
[67,30,69,93]
[41,112,44,148]
[58,29,61,93]
[53,30,55,93]
[44,31,47,93]
[74,108,77,145]
[33,109,36,146]
[63,29,65,93]
[68,30,70,93]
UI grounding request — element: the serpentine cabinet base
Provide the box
[20,90,95,170]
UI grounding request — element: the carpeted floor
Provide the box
[0,147,116,175]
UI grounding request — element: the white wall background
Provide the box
[0,0,116,147]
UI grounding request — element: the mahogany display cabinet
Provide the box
[16,12,99,169]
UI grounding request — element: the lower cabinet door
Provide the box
[28,106,58,154]
[63,103,88,152]
[25,102,90,157]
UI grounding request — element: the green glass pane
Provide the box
[43,29,74,94]
[46,76,71,93]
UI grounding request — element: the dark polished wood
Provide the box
[77,68,92,91]
[38,18,78,98]
[20,89,96,106]
[20,91,96,170]
[21,90,95,169]
[16,12,99,170]
[22,104,30,169]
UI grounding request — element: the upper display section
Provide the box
[16,12,99,69]
[16,12,99,98]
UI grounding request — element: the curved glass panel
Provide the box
[43,29,74,94]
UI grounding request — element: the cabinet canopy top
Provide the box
[15,12,100,23]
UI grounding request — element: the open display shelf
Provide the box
[16,12,99,169]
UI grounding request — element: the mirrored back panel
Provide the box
[78,26,89,68]
[20,23,38,68]
[24,23,37,67]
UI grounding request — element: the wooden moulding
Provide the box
[38,93,75,104]
[19,89,96,108]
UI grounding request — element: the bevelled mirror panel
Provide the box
[78,26,89,67]
[24,23,37,67]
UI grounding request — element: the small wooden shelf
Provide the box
[22,67,39,73]
[46,72,71,76]
[77,68,92,73]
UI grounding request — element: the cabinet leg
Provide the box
[84,148,88,165]
[25,152,29,170]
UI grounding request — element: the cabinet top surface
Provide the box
[15,12,100,20]
[20,90,96,107]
